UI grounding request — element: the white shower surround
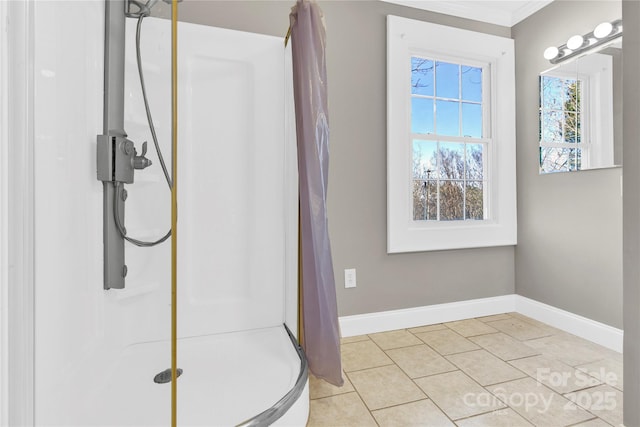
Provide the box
[18,2,305,425]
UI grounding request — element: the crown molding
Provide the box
[380,0,553,27]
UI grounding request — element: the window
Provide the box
[387,16,517,253]
[539,74,583,173]
[538,51,615,173]
[411,58,487,221]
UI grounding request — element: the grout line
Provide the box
[504,352,543,363]
[409,366,460,381]
[343,361,396,375]
[451,407,518,424]
[564,417,599,427]
[368,397,431,413]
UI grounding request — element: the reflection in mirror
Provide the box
[539,39,622,174]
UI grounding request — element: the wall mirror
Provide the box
[539,30,622,174]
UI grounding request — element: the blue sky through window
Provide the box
[411,57,483,138]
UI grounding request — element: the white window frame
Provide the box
[387,16,517,253]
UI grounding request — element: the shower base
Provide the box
[67,326,308,426]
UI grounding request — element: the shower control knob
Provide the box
[133,141,153,170]
[121,139,135,156]
[133,155,152,170]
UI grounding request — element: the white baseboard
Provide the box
[339,294,623,353]
[514,296,623,353]
[339,295,516,337]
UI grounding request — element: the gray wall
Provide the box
[512,1,623,328]
[623,0,640,424]
[170,1,516,317]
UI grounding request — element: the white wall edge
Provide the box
[339,294,623,353]
[2,1,36,425]
[0,2,8,424]
[514,295,623,353]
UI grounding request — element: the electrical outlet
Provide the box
[344,268,357,288]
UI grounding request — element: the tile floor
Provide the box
[307,313,623,427]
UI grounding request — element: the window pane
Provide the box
[411,98,434,134]
[466,144,483,180]
[439,181,464,220]
[438,142,464,180]
[412,179,437,221]
[465,181,484,220]
[541,76,563,110]
[564,79,579,112]
[564,111,577,143]
[413,140,438,179]
[571,148,582,171]
[436,100,459,136]
[411,57,434,96]
[435,62,459,99]
[461,66,482,102]
[541,110,563,143]
[462,102,482,138]
[540,147,581,173]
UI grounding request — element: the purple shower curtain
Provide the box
[289,0,343,387]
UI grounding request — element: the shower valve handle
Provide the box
[133,141,153,170]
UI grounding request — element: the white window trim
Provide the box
[387,16,517,253]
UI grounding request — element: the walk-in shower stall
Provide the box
[32,1,308,424]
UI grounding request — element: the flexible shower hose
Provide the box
[113,15,173,248]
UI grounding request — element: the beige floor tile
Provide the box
[341,339,393,372]
[445,318,498,337]
[371,399,455,426]
[414,329,480,355]
[414,370,506,420]
[455,408,534,427]
[347,364,426,411]
[565,385,623,427]
[340,334,370,344]
[509,355,600,394]
[524,335,612,367]
[369,329,422,350]
[446,349,526,386]
[569,417,612,427]
[487,377,593,426]
[386,344,457,378]
[576,358,623,391]
[307,392,377,426]
[509,313,564,335]
[408,323,448,334]
[309,372,355,400]
[469,332,540,361]
[476,313,513,323]
[486,317,553,341]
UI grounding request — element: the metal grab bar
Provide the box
[236,324,308,427]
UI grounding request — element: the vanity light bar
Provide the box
[544,19,622,65]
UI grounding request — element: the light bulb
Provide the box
[543,46,559,60]
[567,35,584,50]
[594,22,613,39]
